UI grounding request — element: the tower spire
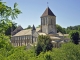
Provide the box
[32,24,36,31]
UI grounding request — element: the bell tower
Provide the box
[41,7,57,34]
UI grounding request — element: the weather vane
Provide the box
[47,2,49,7]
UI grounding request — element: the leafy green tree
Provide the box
[35,43,43,56]
[56,24,66,34]
[69,30,79,44]
[66,25,80,34]
[0,0,21,50]
[0,34,13,50]
[26,25,32,29]
[36,25,41,28]
[0,1,21,34]
[5,22,17,35]
[0,0,21,54]
[35,35,53,55]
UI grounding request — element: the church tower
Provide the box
[41,7,57,34]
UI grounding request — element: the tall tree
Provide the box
[35,35,53,55]
[0,1,22,34]
[69,30,79,44]
[56,24,66,34]
[0,0,21,50]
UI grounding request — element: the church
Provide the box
[11,7,69,48]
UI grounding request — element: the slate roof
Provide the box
[11,25,23,35]
[41,7,56,17]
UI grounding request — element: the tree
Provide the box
[36,25,41,28]
[56,24,66,34]
[35,43,43,56]
[0,0,21,50]
[0,1,21,50]
[66,25,80,34]
[35,35,53,55]
[5,22,17,35]
[0,1,21,34]
[69,30,79,44]
[0,34,13,50]
[26,25,32,29]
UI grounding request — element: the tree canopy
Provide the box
[35,35,53,55]
[25,25,32,29]
[69,30,79,44]
[0,1,21,34]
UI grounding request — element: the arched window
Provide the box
[45,17,47,25]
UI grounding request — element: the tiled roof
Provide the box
[13,28,40,36]
[41,7,55,17]
[38,32,46,35]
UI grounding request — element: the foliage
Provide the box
[0,1,21,34]
[25,25,32,29]
[0,34,13,50]
[69,30,79,44]
[66,25,80,34]
[36,25,41,28]
[5,22,17,35]
[0,38,80,60]
[56,24,66,34]
[35,35,53,55]
[56,24,80,34]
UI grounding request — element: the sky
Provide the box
[3,0,80,28]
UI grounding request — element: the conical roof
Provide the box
[41,7,56,17]
[32,25,36,30]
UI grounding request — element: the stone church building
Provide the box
[11,7,69,48]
